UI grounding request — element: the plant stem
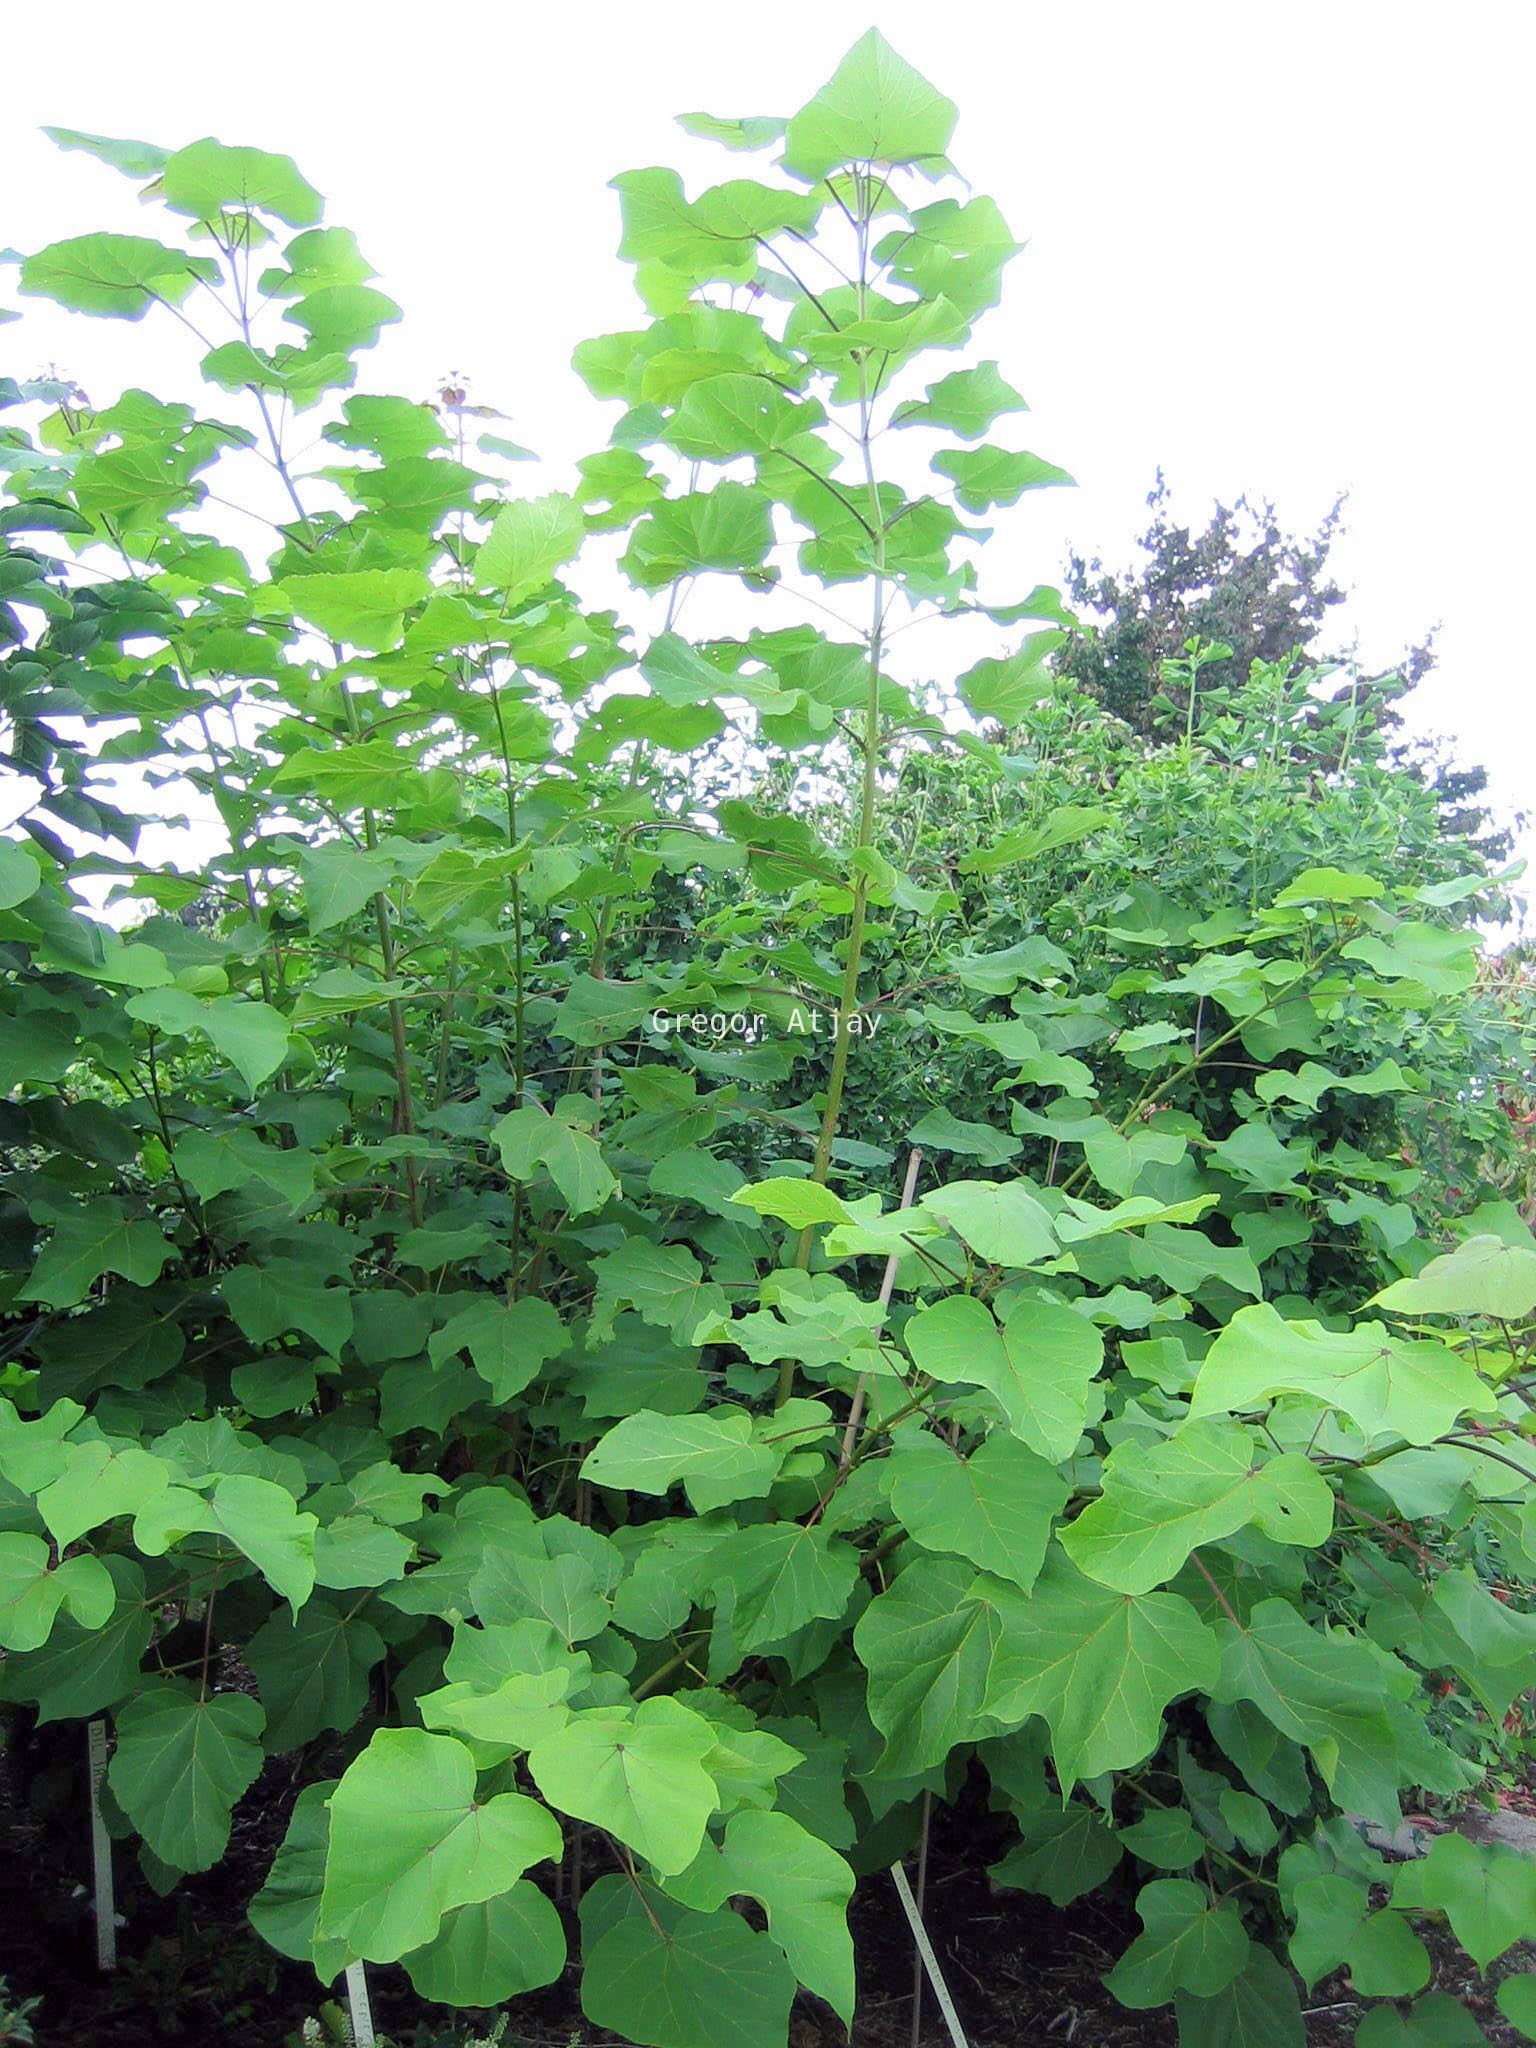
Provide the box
[778,167,888,1407]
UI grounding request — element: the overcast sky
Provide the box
[5,0,1532,900]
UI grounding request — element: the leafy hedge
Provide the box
[3,33,1536,2048]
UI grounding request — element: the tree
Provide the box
[1057,476,1512,869]
[1,45,1534,2048]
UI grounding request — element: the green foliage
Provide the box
[2,35,1535,2048]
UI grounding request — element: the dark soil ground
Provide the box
[1,1733,1531,2048]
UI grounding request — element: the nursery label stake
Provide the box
[345,1961,376,2047]
[86,1719,115,1971]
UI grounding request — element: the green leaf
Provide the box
[419,1668,573,1754]
[159,138,323,225]
[887,1429,1066,1589]
[0,1534,115,1651]
[0,840,42,908]
[1272,865,1386,906]
[317,1727,561,1962]
[1354,1993,1491,2047]
[221,1259,354,1357]
[275,567,430,650]
[582,1408,778,1513]
[34,1438,172,1548]
[894,361,1028,438]
[299,841,396,932]
[905,1292,1103,1462]
[729,1177,852,1229]
[476,492,585,602]
[1211,1598,1408,1822]
[249,1782,348,1982]
[0,1554,151,1721]
[492,1103,617,1216]
[246,1596,385,1751]
[124,987,291,1093]
[983,1548,1218,1789]
[1289,1874,1428,1994]
[783,30,959,181]
[134,1473,318,1610]
[621,483,775,590]
[934,444,1074,511]
[1117,1809,1205,1872]
[109,1683,265,1873]
[430,1295,570,1401]
[590,1238,727,1346]
[527,1698,719,1874]
[671,373,819,460]
[1191,1303,1495,1446]
[1499,1977,1536,2042]
[920,1178,1057,1266]
[1372,1233,1536,1320]
[665,1810,855,2024]
[20,1198,172,1309]
[990,1803,1123,1906]
[1104,1879,1250,2007]
[402,1883,566,2005]
[1174,1946,1306,2048]
[20,232,216,318]
[580,1875,796,2048]
[43,127,171,177]
[854,1555,1004,1776]
[1391,1830,1536,1969]
[1060,1420,1334,1594]
[710,1521,859,1655]
[909,1103,1023,1165]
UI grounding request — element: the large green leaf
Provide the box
[580,1874,796,2048]
[527,1697,719,1874]
[783,30,958,180]
[982,1548,1218,1789]
[0,1534,115,1651]
[1191,1303,1494,1446]
[0,1554,150,1720]
[19,232,216,317]
[1104,1879,1250,2007]
[904,1292,1103,1460]
[1211,1599,1410,1822]
[854,1555,1005,1776]
[887,1429,1066,1589]
[248,1781,349,1982]
[582,1408,779,1512]
[1372,1233,1536,1320]
[492,1103,617,1216]
[665,1809,855,2022]
[429,1294,570,1401]
[1061,1419,1334,1594]
[246,1596,385,1751]
[20,1198,172,1309]
[476,492,585,602]
[1289,1874,1429,1994]
[317,1728,561,1962]
[1174,1946,1306,2048]
[109,1683,266,1872]
[1391,1830,1536,1969]
[710,1521,859,1655]
[158,138,322,224]
[402,1883,566,2006]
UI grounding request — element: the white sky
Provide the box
[5,0,1533,900]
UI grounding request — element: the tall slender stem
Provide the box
[777,167,888,1407]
